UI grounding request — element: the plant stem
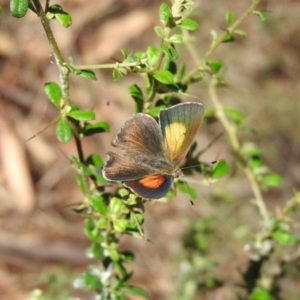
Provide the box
[75,59,148,70]
[182,0,261,85]
[208,78,269,226]
[31,0,70,106]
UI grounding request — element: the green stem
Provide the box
[75,59,148,70]
[182,0,261,84]
[279,191,300,219]
[31,0,70,106]
[208,78,269,226]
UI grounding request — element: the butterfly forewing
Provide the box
[112,113,165,157]
[103,152,155,181]
[159,102,204,165]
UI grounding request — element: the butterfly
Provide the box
[103,102,204,199]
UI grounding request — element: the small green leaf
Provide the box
[113,219,129,232]
[129,84,144,113]
[249,288,271,300]
[261,174,282,187]
[120,285,148,298]
[177,19,199,31]
[222,33,235,43]
[154,26,164,38]
[47,4,63,15]
[120,48,128,59]
[161,44,178,61]
[253,10,267,22]
[106,247,119,261]
[146,46,160,67]
[110,197,123,215]
[225,11,234,27]
[86,242,104,260]
[272,229,297,245]
[47,5,72,28]
[112,68,122,81]
[159,3,172,26]
[168,34,183,44]
[153,70,174,84]
[76,174,87,195]
[96,218,107,230]
[118,188,130,197]
[86,154,103,168]
[120,251,134,263]
[10,0,28,18]
[211,159,229,178]
[79,69,97,80]
[207,60,223,74]
[44,82,62,108]
[56,118,72,143]
[84,122,110,136]
[56,11,72,28]
[241,142,261,158]
[224,108,244,124]
[89,194,108,216]
[67,110,95,121]
[176,181,197,199]
[131,212,144,225]
[177,64,186,81]
[113,261,127,277]
[233,29,246,36]
[148,105,166,117]
[249,156,262,170]
[80,273,101,291]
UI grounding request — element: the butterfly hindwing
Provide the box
[125,175,173,199]
[103,152,155,182]
[159,102,204,165]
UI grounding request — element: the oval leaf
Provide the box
[153,70,174,84]
[178,19,199,31]
[113,219,129,233]
[211,159,229,178]
[56,12,72,28]
[79,69,97,80]
[89,194,108,216]
[224,108,244,124]
[168,34,183,44]
[176,181,197,199]
[56,118,72,143]
[271,230,297,245]
[120,285,148,298]
[129,84,144,112]
[159,3,172,26]
[207,60,223,74]
[261,174,282,187]
[110,197,123,215]
[67,110,95,121]
[44,82,62,108]
[225,11,234,27]
[84,122,110,136]
[10,0,28,18]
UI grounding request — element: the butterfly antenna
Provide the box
[196,131,224,158]
[181,160,217,171]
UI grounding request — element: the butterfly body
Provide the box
[103,102,204,199]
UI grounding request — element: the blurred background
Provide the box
[0,0,299,299]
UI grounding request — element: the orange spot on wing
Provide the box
[138,175,166,189]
